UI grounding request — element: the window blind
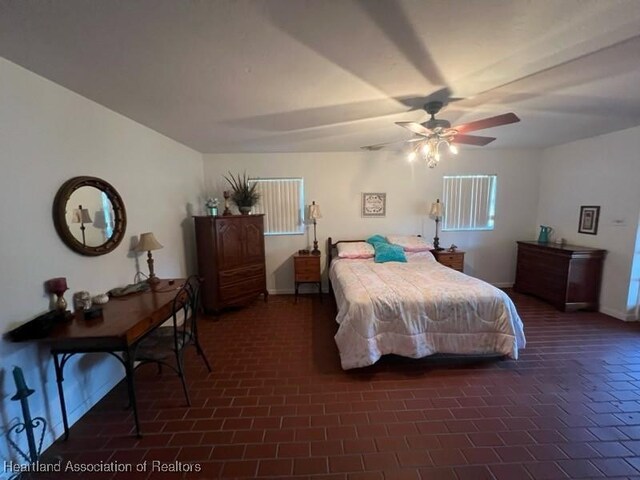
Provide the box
[442,175,497,231]
[249,178,304,235]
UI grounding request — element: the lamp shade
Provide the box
[308,201,322,220]
[71,206,92,224]
[429,199,443,217]
[92,210,108,229]
[46,277,68,294]
[135,232,163,252]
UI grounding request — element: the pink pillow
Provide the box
[386,235,433,252]
[337,242,375,259]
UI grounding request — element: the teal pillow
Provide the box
[374,243,407,263]
[366,234,388,246]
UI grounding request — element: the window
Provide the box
[442,174,497,231]
[249,178,304,235]
[101,192,114,239]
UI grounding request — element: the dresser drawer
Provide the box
[441,258,463,269]
[295,263,320,275]
[296,271,320,282]
[434,251,465,271]
[294,256,319,269]
[219,264,265,287]
[219,275,265,303]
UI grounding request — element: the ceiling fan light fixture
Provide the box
[362,99,519,169]
[419,136,451,168]
[426,154,439,168]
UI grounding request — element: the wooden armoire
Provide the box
[194,215,268,313]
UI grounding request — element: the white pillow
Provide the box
[336,242,375,259]
[386,235,433,252]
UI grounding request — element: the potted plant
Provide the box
[224,172,260,214]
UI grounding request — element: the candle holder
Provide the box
[6,367,47,465]
[46,277,69,312]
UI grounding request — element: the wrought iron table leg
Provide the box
[123,348,142,438]
[52,353,70,441]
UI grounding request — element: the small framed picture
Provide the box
[362,193,386,217]
[578,205,600,235]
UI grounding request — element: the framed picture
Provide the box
[578,205,600,235]
[362,193,386,217]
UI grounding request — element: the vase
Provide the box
[238,206,252,215]
[207,206,218,216]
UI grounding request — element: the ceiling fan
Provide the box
[361,101,520,168]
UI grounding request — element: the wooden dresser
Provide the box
[514,241,606,312]
[432,250,465,272]
[194,215,268,313]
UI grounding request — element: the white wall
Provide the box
[538,125,640,320]
[0,58,203,467]
[204,149,540,293]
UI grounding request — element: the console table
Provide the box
[514,241,606,311]
[43,279,184,438]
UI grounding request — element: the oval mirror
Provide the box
[53,176,127,256]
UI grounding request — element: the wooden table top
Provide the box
[47,279,185,351]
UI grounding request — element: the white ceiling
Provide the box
[2,0,640,153]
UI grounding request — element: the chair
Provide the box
[133,276,212,405]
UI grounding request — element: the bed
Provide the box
[327,238,526,370]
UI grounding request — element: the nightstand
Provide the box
[294,253,322,302]
[432,250,465,272]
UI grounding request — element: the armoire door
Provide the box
[242,217,265,264]
[215,218,244,269]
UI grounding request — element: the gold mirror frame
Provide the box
[53,176,127,256]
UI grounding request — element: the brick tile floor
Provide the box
[33,290,640,479]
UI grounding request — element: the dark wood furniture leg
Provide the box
[52,352,71,441]
[122,347,142,438]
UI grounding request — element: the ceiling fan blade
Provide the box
[360,144,389,151]
[455,113,520,134]
[361,137,422,151]
[360,141,402,151]
[395,122,433,136]
[452,134,496,146]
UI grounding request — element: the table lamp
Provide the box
[46,277,69,312]
[135,232,163,284]
[308,201,322,255]
[429,199,444,251]
[71,205,92,245]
